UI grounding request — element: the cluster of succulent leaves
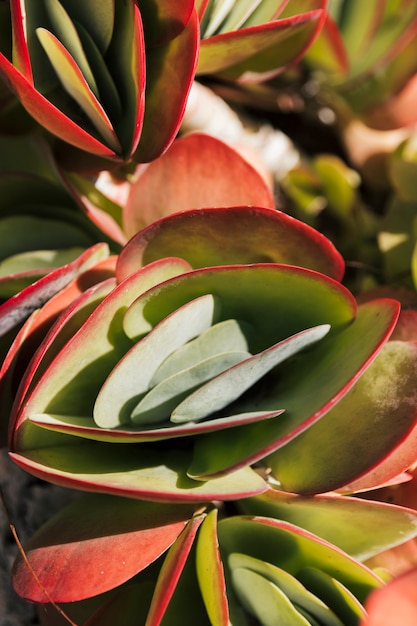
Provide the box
[2,1,417,625]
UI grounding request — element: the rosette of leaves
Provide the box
[0,0,199,162]
[8,205,417,502]
[12,498,417,625]
[196,0,327,82]
[306,0,417,128]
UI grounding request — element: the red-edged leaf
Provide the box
[197,10,324,80]
[118,206,344,282]
[124,133,274,236]
[9,0,32,80]
[145,513,205,626]
[12,493,198,603]
[362,568,417,626]
[270,328,417,495]
[0,53,117,158]
[0,243,110,337]
[306,12,349,76]
[133,9,199,162]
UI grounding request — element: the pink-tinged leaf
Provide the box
[138,0,195,45]
[197,11,324,80]
[10,257,192,441]
[362,568,417,626]
[9,447,268,502]
[133,9,199,162]
[124,133,274,236]
[196,509,229,626]
[239,489,417,561]
[0,54,117,158]
[0,243,110,337]
[36,28,121,152]
[10,0,32,80]
[118,206,344,282]
[270,330,417,495]
[0,262,116,444]
[145,513,205,626]
[12,493,198,603]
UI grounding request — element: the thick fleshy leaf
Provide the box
[133,10,199,162]
[238,490,417,561]
[12,493,197,603]
[196,509,229,626]
[270,336,417,494]
[123,133,274,236]
[229,553,344,626]
[218,517,382,604]
[145,513,206,626]
[189,299,399,479]
[10,446,268,502]
[197,10,324,79]
[0,242,110,337]
[118,207,344,282]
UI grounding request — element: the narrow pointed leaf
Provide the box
[196,509,229,626]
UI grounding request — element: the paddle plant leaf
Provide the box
[239,490,417,561]
[12,493,199,603]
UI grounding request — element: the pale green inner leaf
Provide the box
[151,319,253,385]
[132,351,251,426]
[231,567,311,626]
[0,247,85,278]
[171,324,330,423]
[229,554,344,626]
[93,295,219,428]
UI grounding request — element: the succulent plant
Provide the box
[0,0,199,163]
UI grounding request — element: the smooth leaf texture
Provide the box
[198,6,325,80]
[12,494,198,603]
[0,242,110,337]
[118,206,344,282]
[196,509,229,626]
[133,10,199,162]
[238,489,417,561]
[123,133,274,236]
[270,336,417,494]
[189,299,398,480]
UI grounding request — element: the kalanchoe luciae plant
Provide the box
[10,495,417,625]
[0,0,199,164]
[6,205,417,503]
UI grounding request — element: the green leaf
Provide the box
[229,553,344,626]
[231,567,311,626]
[196,509,229,626]
[36,28,120,151]
[119,206,344,282]
[297,568,365,626]
[59,0,115,53]
[94,294,219,428]
[271,338,417,494]
[239,490,417,561]
[173,324,330,425]
[134,350,252,426]
[10,444,268,502]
